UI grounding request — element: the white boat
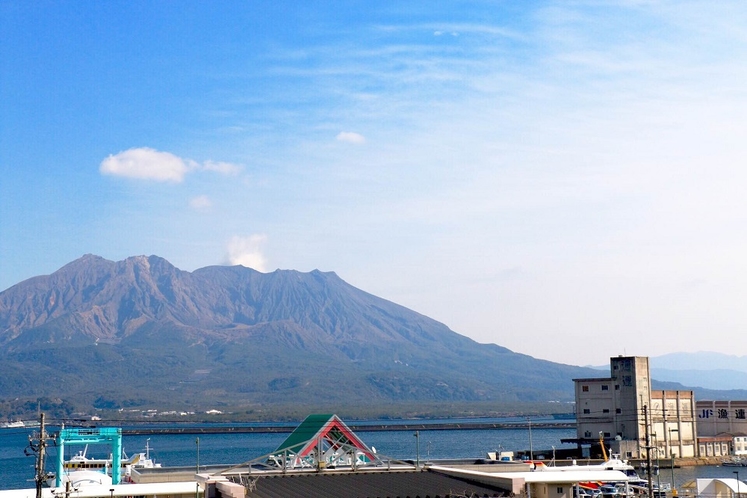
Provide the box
[65,447,160,471]
[535,454,639,476]
[54,440,162,486]
[1,420,26,428]
[54,469,113,488]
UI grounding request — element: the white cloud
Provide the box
[226,234,268,271]
[100,147,242,182]
[189,195,212,210]
[100,147,188,182]
[202,160,242,175]
[335,131,366,145]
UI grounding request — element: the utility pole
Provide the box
[26,413,50,498]
[644,405,654,498]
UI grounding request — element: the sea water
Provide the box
[0,419,740,491]
[0,418,572,490]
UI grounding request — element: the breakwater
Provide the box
[123,421,574,435]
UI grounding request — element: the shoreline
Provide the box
[121,420,574,435]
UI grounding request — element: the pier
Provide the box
[122,420,574,435]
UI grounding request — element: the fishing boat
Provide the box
[722,456,747,467]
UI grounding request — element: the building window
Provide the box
[615,385,620,390]
[558,488,564,494]
[585,431,592,438]
[582,385,589,392]
[603,409,610,413]
[583,409,591,414]
[604,432,611,438]
[616,408,622,414]
[602,385,609,391]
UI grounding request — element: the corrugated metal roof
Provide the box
[242,469,507,498]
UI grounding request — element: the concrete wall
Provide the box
[530,482,573,498]
[697,401,747,437]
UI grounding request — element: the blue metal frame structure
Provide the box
[55,428,122,486]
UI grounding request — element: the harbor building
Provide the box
[572,356,698,458]
[695,400,747,456]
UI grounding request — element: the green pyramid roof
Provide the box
[273,414,375,460]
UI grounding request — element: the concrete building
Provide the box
[650,390,697,458]
[574,356,698,458]
[696,400,747,456]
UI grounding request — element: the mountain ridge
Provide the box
[0,255,603,418]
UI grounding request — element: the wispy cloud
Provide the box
[226,235,268,272]
[202,160,242,175]
[99,147,242,182]
[336,131,366,145]
[189,195,212,210]
[20,0,747,364]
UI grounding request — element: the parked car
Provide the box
[600,485,621,497]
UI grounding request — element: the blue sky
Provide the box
[2,1,747,364]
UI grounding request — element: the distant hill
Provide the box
[652,352,747,373]
[0,255,599,419]
[588,352,747,397]
[650,352,747,393]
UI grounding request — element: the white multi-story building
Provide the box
[574,356,697,458]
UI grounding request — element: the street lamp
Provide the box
[735,471,740,498]
[669,428,679,494]
[528,418,533,461]
[196,437,200,474]
[414,431,420,469]
[653,433,661,495]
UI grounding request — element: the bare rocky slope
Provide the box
[0,255,599,415]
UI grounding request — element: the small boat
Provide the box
[722,457,747,467]
[1,420,26,428]
[551,413,576,420]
